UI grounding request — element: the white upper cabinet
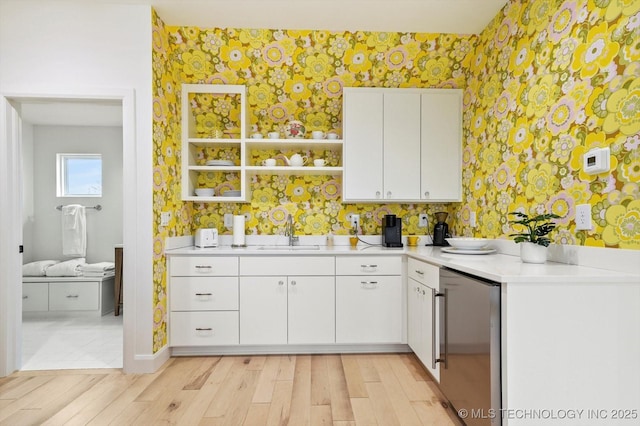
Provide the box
[343,87,462,203]
[420,92,462,201]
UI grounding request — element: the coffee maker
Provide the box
[432,211,450,246]
[382,214,403,247]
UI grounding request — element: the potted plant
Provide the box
[508,212,560,263]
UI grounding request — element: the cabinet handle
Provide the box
[436,290,447,369]
[424,191,429,198]
[195,293,212,296]
[415,270,424,275]
[291,280,296,286]
[387,191,392,198]
[376,191,381,198]
[195,327,213,331]
[360,281,378,288]
[278,280,284,286]
[66,295,79,298]
[23,295,28,299]
[195,265,212,270]
[360,264,378,272]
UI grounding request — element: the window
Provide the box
[56,154,102,197]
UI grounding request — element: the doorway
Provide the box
[0,91,138,375]
[20,99,124,370]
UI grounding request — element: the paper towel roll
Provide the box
[233,215,246,246]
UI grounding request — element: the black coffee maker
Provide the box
[433,212,450,246]
[382,214,403,247]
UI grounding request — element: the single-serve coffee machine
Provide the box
[382,214,403,247]
[433,211,450,246]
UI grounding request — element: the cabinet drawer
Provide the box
[336,256,401,276]
[170,311,239,346]
[171,256,238,277]
[336,275,402,344]
[240,256,334,276]
[170,277,238,311]
[22,282,49,312]
[49,282,99,311]
[407,258,439,287]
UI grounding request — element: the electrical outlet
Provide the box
[160,211,172,227]
[350,214,360,230]
[575,204,592,230]
[224,213,233,228]
[418,214,429,228]
[470,211,477,228]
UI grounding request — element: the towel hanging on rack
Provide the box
[61,204,86,257]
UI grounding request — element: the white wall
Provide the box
[22,123,34,264]
[31,125,123,263]
[0,1,155,373]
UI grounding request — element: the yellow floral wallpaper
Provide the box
[151,0,639,351]
[459,0,639,249]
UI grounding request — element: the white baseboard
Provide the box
[126,345,170,374]
[171,343,411,357]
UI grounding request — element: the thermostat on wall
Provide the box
[583,147,610,175]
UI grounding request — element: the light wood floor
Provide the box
[0,353,461,425]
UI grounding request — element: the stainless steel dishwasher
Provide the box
[439,267,501,426]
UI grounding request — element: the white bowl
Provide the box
[445,237,491,250]
[194,188,214,197]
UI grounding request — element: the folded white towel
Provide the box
[82,271,115,277]
[22,260,60,276]
[62,205,86,257]
[82,262,115,273]
[45,258,86,277]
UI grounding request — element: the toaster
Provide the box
[195,228,218,248]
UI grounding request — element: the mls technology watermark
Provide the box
[457,408,639,421]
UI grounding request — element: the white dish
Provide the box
[194,188,215,197]
[221,190,241,197]
[205,160,234,166]
[445,237,491,250]
[442,247,496,255]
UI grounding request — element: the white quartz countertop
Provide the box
[165,242,639,284]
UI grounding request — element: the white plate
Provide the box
[441,247,496,255]
[205,160,234,166]
[445,237,491,250]
[221,190,241,197]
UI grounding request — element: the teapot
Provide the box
[282,153,308,167]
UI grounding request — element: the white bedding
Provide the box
[22,260,59,276]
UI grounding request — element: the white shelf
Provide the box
[186,196,247,202]
[246,166,343,175]
[188,166,241,172]
[245,139,342,150]
[188,138,242,146]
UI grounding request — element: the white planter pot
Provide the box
[519,242,548,264]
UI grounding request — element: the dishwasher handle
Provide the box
[436,289,447,369]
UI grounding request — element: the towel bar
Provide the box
[56,204,102,211]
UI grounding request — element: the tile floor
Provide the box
[21,313,123,370]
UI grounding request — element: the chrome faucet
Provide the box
[286,214,299,246]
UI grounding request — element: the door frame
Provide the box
[0,89,139,376]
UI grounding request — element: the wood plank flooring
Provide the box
[0,353,461,425]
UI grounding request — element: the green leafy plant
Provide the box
[508,212,560,247]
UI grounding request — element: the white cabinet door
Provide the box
[343,89,384,201]
[420,91,462,201]
[407,278,422,352]
[240,276,287,344]
[288,276,335,344]
[170,277,239,311]
[49,282,99,311]
[22,282,48,312]
[383,92,421,200]
[336,275,402,344]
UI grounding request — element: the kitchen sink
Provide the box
[257,245,320,250]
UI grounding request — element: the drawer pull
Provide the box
[278,280,284,286]
[361,281,378,289]
[195,293,213,296]
[291,280,296,286]
[360,264,378,272]
[66,295,79,298]
[415,270,424,275]
[195,327,213,331]
[23,295,28,299]
[195,265,212,270]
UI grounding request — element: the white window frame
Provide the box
[56,153,103,197]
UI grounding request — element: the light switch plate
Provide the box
[350,214,360,230]
[224,213,233,228]
[575,204,592,230]
[470,211,477,228]
[418,214,429,228]
[160,211,171,227]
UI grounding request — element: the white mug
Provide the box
[313,159,326,167]
[268,131,280,139]
[327,132,339,140]
[261,158,276,167]
[312,130,325,139]
[251,133,263,139]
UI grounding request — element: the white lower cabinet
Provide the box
[407,257,440,380]
[22,282,49,312]
[239,275,335,345]
[49,282,99,311]
[335,256,403,344]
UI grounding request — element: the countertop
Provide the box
[165,243,640,284]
